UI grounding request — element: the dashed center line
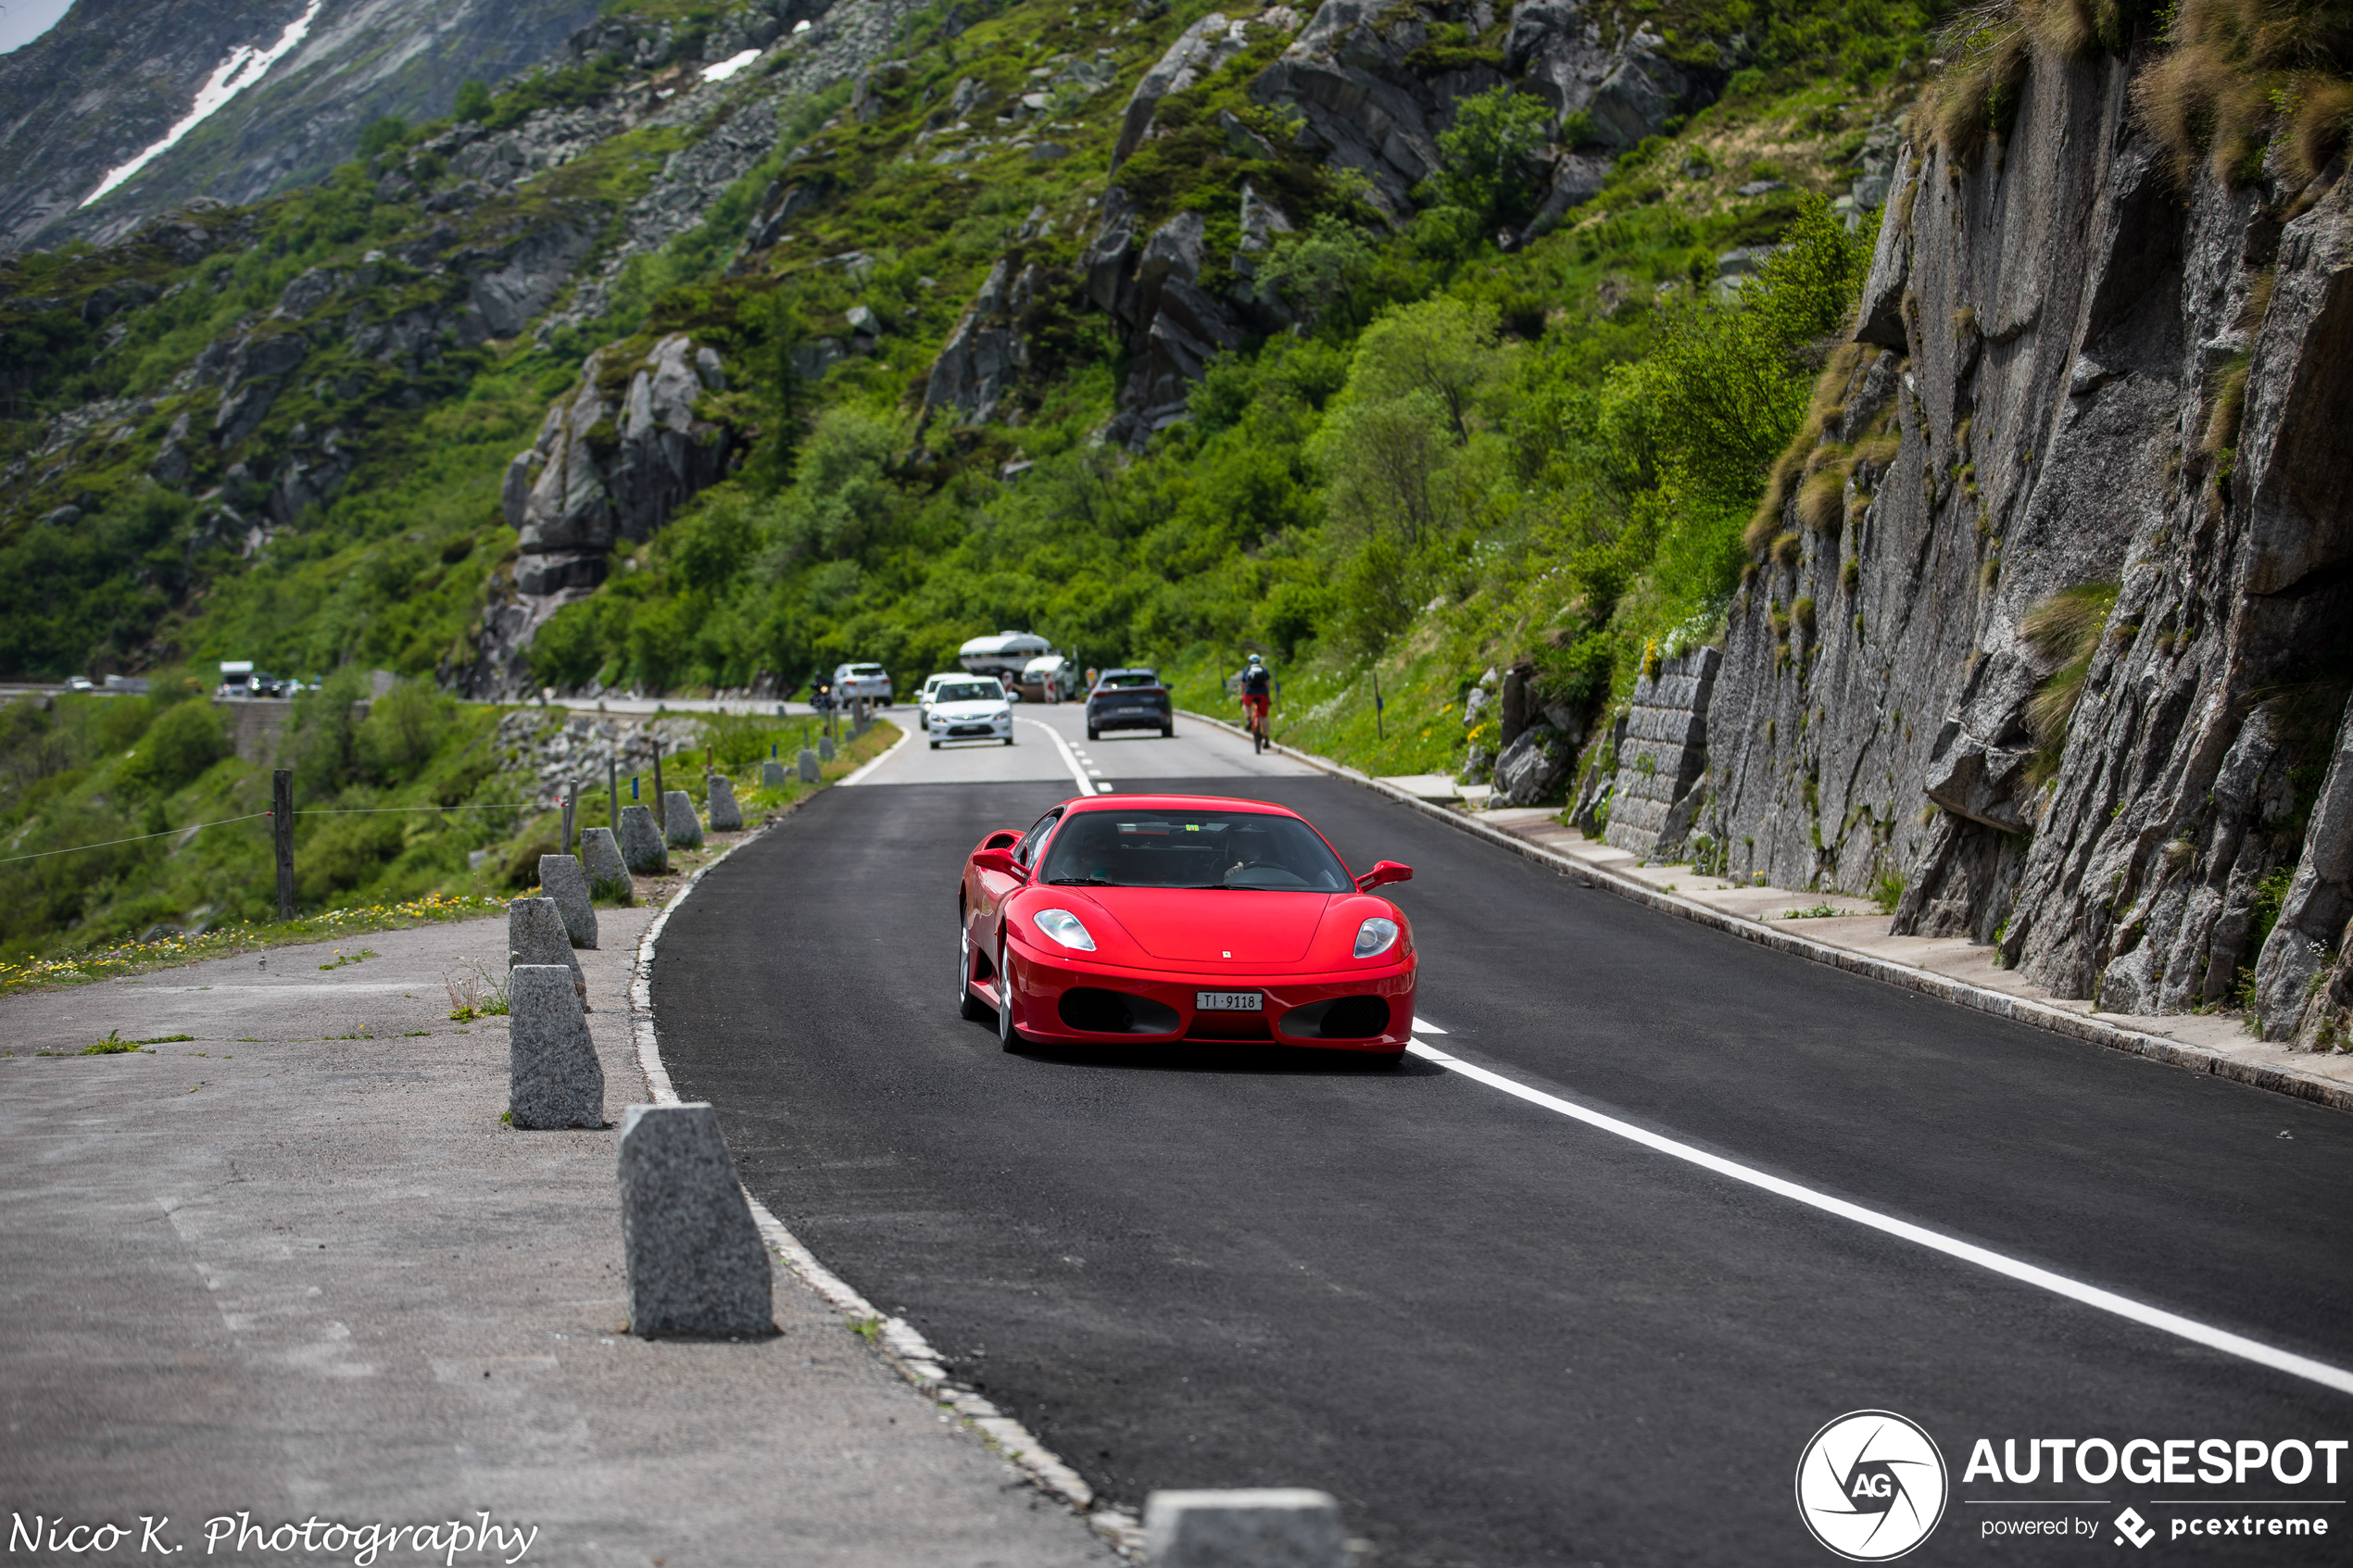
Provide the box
[1403,1022,2353,1397]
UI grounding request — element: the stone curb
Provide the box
[626,777,1143,1558]
[1175,710,2353,1118]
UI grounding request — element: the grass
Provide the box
[0,891,507,994]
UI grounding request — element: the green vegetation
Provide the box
[2021,581,2120,784]
[2,0,1950,912]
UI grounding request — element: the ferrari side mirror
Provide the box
[972,847,1026,880]
[1356,859,1412,892]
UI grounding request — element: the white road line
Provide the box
[837,719,914,785]
[1022,717,1106,796]
[1402,1038,2353,1398]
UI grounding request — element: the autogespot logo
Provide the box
[1797,1410,1952,1561]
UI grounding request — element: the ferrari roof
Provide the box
[1062,793,1302,818]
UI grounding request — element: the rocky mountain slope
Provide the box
[0,0,606,253]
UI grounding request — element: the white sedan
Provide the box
[926,678,1015,748]
[915,671,962,730]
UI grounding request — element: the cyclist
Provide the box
[1238,654,1273,753]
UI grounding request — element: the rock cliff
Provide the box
[1682,36,2352,1043]
[467,332,736,698]
[1073,0,1722,444]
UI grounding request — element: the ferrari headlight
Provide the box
[1353,917,1399,959]
[1033,908,1096,951]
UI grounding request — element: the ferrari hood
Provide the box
[1082,888,1331,964]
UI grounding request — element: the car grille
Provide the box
[948,723,994,736]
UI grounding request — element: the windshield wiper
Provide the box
[1045,876,1116,885]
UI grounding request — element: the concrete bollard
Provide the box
[509,897,585,1004]
[762,759,786,788]
[580,826,634,904]
[818,734,837,762]
[662,788,702,848]
[616,1103,774,1338]
[537,853,598,949]
[707,774,742,831]
[618,803,667,874]
[797,747,820,783]
[507,965,603,1129]
[1142,1491,1349,1568]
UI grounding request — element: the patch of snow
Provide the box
[82,0,322,208]
[701,47,761,82]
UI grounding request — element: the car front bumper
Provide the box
[936,714,1013,741]
[998,938,1417,1052]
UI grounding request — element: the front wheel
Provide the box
[997,936,1023,1050]
[959,927,990,1021]
[1003,734,1014,746]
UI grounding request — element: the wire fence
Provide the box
[0,802,537,867]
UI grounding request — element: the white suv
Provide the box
[834,661,894,706]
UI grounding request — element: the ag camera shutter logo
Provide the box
[1796,1410,1950,1561]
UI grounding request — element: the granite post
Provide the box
[507,965,603,1129]
[818,734,836,762]
[1142,1491,1349,1568]
[508,897,585,1004]
[537,853,598,948]
[762,759,787,787]
[618,803,667,874]
[663,789,702,849]
[798,747,820,782]
[580,826,633,903]
[617,1103,774,1337]
[706,774,743,831]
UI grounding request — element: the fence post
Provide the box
[272,768,295,922]
[651,739,664,808]
[561,786,576,855]
[608,759,618,831]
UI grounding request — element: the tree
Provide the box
[1425,86,1555,232]
[453,80,493,123]
[1345,296,1506,444]
[1253,215,1377,322]
[356,116,409,158]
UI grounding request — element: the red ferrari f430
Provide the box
[956,793,1416,1060]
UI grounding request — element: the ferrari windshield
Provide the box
[1039,810,1352,891]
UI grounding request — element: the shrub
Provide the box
[118,700,225,795]
[2023,581,2121,781]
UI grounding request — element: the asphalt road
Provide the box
[654,711,2353,1566]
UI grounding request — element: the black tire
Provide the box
[929,738,940,750]
[1253,725,1265,755]
[959,927,990,1021]
[1003,734,1014,746]
[998,935,1023,1050]
[1088,725,1100,742]
[1162,723,1174,739]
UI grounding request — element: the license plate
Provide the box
[1196,990,1262,1011]
[1120,706,1143,713]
